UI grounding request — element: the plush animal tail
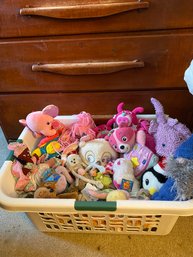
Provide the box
[151,98,166,124]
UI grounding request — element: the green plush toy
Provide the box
[94,172,112,189]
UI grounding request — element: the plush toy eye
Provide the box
[47,122,50,125]
[145,179,149,186]
[87,155,95,163]
[162,143,166,147]
[122,136,127,142]
[85,151,95,163]
[101,152,112,164]
[114,145,117,149]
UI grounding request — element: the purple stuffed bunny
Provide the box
[149,98,191,158]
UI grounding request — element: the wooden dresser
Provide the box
[1,0,193,139]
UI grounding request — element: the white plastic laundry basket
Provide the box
[0,115,192,235]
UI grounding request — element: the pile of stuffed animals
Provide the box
[8,98,193,202]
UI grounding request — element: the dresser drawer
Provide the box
[1,0,193,38]
[1,32,193,93]
[0,90,192,139]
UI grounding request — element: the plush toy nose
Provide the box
[51,120,59,129]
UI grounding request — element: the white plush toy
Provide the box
[112,158,139,197]
[184,59,193,95]
[79,138,118,174]
[66,154,86,176]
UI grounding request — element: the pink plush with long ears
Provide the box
[19,105,59,138]
[114,102,144,127]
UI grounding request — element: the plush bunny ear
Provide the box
[117,102,124,113]
[42,105,59,117]
[19,119,27,127]
[151,98,166,124]
[132,107,144,114]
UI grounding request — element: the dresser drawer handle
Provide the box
[20,1,149,19]
[32,60,144,75]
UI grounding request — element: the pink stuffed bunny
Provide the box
[19,105,59,137]
[114,102,144,127]
[106,102,146,149]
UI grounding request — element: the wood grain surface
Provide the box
[1,32,193,93]
[1,0,193,38]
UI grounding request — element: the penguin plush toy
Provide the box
[141,160,168,196]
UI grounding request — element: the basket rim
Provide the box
[0,114,192,216]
